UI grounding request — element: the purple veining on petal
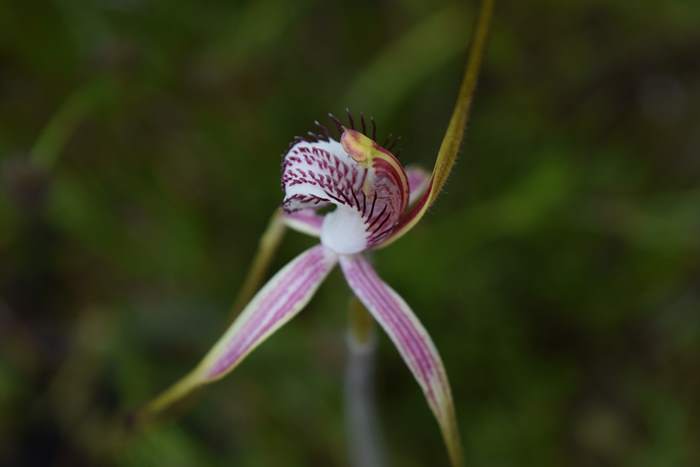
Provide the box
[281,138,408,250]
[339,255,440,405]
[240,259,327,353]
[206,246,334,379]
[223,253,318,362]
[352,259,437,400]
[214,250,323,373]
[355,257,437,379]
[207,254,314,377]
[282,141,367,213]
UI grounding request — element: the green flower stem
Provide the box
[346,296,384,467]
[430,0,494,201]
[139,371,204,423]
[348,295,376,347]
[379,0,495,250]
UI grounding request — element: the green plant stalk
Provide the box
[380,0,495,251]
[229,208,287,319]
[346,296,384,467]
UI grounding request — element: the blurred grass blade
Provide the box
[344,4,472,122]
[230,208,287,319]
[199,0,312,80]
[31,79,114,171]
[143,245,337,419]
[381,0,494,248]
[340,254,463,467]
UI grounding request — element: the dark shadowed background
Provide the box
[1,0,699,466]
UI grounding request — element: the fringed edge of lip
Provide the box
[283,109,402,155]
[279,109,405,197]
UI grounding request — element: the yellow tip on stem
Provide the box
[138,370,203,424]
[442,405,465,467]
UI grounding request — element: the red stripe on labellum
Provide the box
[281,134,411,251]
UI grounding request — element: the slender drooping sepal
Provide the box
[144,245,337,417]
[339,255,463,467]
[380,0,494,248]
[230,208,287,317]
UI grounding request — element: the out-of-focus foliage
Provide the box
[1,0,699,466]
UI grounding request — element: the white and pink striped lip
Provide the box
[281,126,409,255]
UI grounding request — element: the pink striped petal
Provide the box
[199,244,337,380]
[145,245,337,416]
[282,208,323,237]
[339,254,463,467]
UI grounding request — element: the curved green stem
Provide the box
[229,208,287,320]
[346,296,384,467]
[380,0,495,249]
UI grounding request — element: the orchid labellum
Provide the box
[144,1,493,465]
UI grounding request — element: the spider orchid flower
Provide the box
[147,119,462,463]
[279,120,462,461]
[144,2,493,465]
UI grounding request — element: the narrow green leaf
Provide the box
[381,0,494,249]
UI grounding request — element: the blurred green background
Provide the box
[1,0,699,466]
